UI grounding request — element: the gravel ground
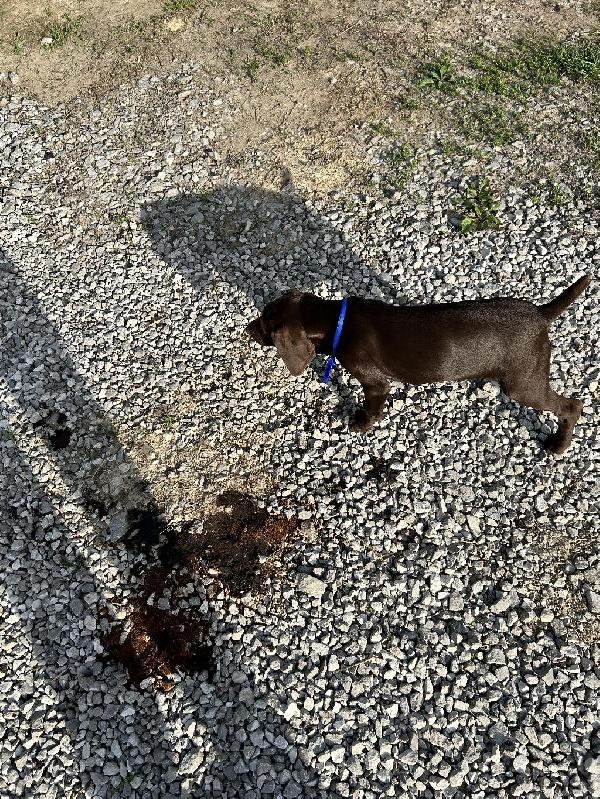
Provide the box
[1,65,600,799]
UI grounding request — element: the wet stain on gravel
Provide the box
[197,490,297,597]
[100,595,214,689]
[126,504,167,550]
[48,426,72,450]
[82,495,109,519]
[100,491,297,688]
[34,410,73,450]
[365,456,394,482]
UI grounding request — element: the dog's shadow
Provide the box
[305,355,360,426]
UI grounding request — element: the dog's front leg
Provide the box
[349,373,390,433]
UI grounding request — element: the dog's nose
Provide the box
[246,318,264,343]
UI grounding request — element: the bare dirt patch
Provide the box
[99,591,214,689]
[199,490,297,596]
[2,2,598,192]
[120,393,275,524]
[527,518,600,646]
[99,491,297,688]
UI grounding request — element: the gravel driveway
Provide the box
[1,65,599,798]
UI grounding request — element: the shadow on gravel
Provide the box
[0,249,324,797]
[0,252,178,792]
[141,184,399,309]
[141,184,400,428]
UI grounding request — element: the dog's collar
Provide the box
[322,298,348,384]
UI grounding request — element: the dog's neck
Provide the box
[300,294,343,346]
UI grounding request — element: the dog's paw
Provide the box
[349,409,374,433]
[543,432,570,456]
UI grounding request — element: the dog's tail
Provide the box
[539,275,592,322]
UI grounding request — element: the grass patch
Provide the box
[108,211,127,224]
[245,7,312,74]
[547,179,567,206]
[255,43,290,66]
[397,94,421,112]
[44,14,81,48]
[383,143,418,192]
[163,0,197,12]
[13,33,25,55]
[453,177,500,233]
[469,38,600,92]
[415,38,600,161]
[297,45,312,60]
[581,126,600,170]
[418,58,456,92]
[461,103,528,146]
[246,57,260,82]
[420,37,600,98]
[369,120,396,137]
[162,414,175,431]
[527,177,568,207]
[338,48,363,62]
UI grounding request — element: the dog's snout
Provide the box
[246,317,270,345]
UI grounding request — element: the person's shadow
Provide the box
[0,252,181,794]
[141,184,399,309]
[0,250,325,797]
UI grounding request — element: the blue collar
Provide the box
[322,298,348,384]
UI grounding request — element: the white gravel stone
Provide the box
[296,574,327,599]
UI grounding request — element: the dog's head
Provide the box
[246,290,315,376]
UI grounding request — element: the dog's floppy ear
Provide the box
[272,323,315,376]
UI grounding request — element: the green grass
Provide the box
[469,38,600,92]
[255,44,290,66]
[162,414,175,430]
[387,143,415,166]
[461,103,528,146]
[547,179,566,206]
[383,143,418,192]
[581,126,600,171]
[338,48,363,62]
[108,211,127,224]
[453,177,500,233]
[418,59,456,92]
[246,57,260,81]
[13,32,25,55]
[45,14,81,48]
[163,0,197,12]
[297,45,312,60]
[369,120,396,137]
[420,38,600,98]
[397,94,421,112]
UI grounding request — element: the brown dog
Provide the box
[246,276,591,454]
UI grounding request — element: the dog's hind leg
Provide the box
[501,346,582,455]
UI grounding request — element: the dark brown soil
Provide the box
[99,490,297,688]
[100,597,214,690]
[198,490,298,597]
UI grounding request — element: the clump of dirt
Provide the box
[100,597,214,689]
[100,490,297,688]
[198,490,298,597]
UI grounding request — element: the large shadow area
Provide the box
[141,184,401,426]
[0,228,331,797]
[141,184,398,308]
